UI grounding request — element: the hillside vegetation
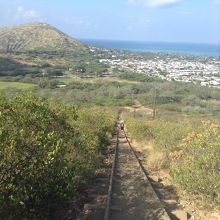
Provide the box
[0,93,114,219]
[1,74,220,118]
[1,21,220,215]
[0,23,107,77]
[126,116,220,208]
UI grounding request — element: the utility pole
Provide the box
[152,89,158,120]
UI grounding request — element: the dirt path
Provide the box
[110,132,170,220]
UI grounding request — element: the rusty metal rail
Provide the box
[104,129,119,220]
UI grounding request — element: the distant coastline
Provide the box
[80,39,220,57]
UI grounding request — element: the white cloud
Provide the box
[17,6,24,13]
[128,0,180,7]
[15,5,41,19]
[77,20,84,24]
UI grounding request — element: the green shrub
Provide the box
[170,121,220,206]
[0,94,114,219]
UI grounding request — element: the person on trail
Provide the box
[120,122,124,130]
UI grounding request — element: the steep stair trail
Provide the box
[79,124,172,220]
[105,129,170,220]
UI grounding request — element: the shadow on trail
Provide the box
[148,175,183,220]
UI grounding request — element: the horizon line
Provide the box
[78,38,220,46]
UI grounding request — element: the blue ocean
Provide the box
[80,39,220,57]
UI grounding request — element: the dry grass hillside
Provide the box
[0,23,107,76]
[0,22,86,52]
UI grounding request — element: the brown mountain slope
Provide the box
[0,22,86,52]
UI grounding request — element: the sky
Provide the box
[0,0,220,44]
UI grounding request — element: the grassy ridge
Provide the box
[0,23,85,52]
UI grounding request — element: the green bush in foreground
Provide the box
[0,94,114,219]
